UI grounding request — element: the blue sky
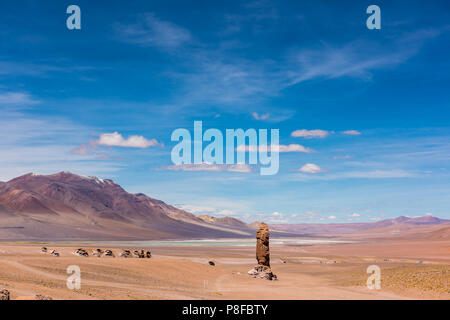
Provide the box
[1,1,450,223]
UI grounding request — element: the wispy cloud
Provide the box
[333,155,352,159]
[71,140,112,160]
[236,144,313,153]
[0,92,39,106]
[112,13,446,123]
[161,163,252,173]
[287,28,446,85]
[0,61,60,77]
[115,13,191,49]
[0,61,95,79]
[294,169,417,181]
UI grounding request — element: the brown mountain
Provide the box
[270,215,450,236]
[0,172,257,240]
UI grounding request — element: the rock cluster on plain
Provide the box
[74,248,89,257]
[92,248,103,257]
[50,249,59,257]
[0,289,10,300]
[102,250,115,257]
[119,249,151,258]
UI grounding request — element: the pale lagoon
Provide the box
[30,238,355,247]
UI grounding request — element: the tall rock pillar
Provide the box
[248,222,277,280]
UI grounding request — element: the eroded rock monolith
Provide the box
[248,222,277,280]
[256,222,270,267]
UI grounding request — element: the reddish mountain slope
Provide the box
[0,172,255,240]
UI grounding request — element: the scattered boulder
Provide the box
[74,248,89,257]
[35,294,52,300]
[145,250,152,258]
[248,265,277,280]
[102,250,115,258]
[248,222,277,280]
[92,249,104,257]
[280,259,286,264]
[0,289,10,300]
[208,261,215,266]
[41,247,47,253]
[50,250,59,257]
[119,250,132,258]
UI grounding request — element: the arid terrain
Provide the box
[0,172,449,300]
[0,235,448,300]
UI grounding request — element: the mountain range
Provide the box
[0,172,261,240]
[270,215,450,236]
[0,172,448,241]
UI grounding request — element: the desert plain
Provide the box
[0,236,448,300]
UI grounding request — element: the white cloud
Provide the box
[328,215,337,220]
[291,129,329,138]
[236,144,313,153]
[98,132,160,148]
[342,130,361,135]
[349,213,360,217]
[162,163,252,173]
[298,163,324,174]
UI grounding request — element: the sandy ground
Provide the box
[0,239,448,300]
